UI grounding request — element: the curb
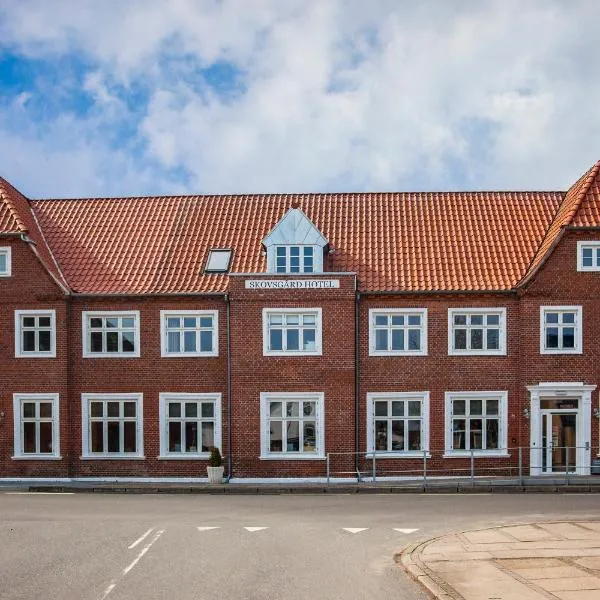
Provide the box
[396,519,600,600]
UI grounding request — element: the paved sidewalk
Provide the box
[400,521,600,600]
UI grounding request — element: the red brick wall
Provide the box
[0,238,69,477]
[2,229,600,480]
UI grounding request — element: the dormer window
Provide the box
[275,246,314,273]
[205,249,232,273]
[263,209,327,274]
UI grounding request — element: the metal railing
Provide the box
[324,445,600,485]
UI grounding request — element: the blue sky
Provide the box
[0,0,599,198]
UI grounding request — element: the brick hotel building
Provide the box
[1,160,600,482]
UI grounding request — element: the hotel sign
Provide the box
[245,279,340,289]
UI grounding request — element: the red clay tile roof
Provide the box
[30,190,563,294]
[3,161,599,295]
[520,160,600,285]
[0,177,69,291]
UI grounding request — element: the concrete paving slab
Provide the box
[554,591,600,600]
[508,565,588,579]
[539,522,600,540]
[534,575,600,591]
[574,556,600,570]
[501,524,559,541]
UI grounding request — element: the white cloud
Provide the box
[0,0,599,197]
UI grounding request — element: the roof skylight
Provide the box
[205,249,232,273]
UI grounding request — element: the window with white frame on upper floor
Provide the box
[540,306,582,354]
[0,246,11,276]
[12,393,60,459]
[81,394,143,458]
[369,309,427,356]
[82,311,140,357]
[160,310,218,357]
[445,392,508,456]
[448,308,506,355]
[367,392,429,456]
[263,308,322,355]
[577,241,600,271]
[260,392,324,459]
[159,393,222,458]
[15,310,56,357]
[275,245,314,273]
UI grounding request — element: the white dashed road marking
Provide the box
[197,526,221,532]
[4,492,75,495]
[393,528,419,534]
[244,527,269,532]
[128,528,154,549]
[100,529,165,599]
[342,528,368,534]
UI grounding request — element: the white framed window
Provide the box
[275,245,315,273]
[81,393,144,458]
[577,241,600,272]
[0,246,11,277]
[12,393,60,459]
[540,306,582,354]
[263,308,322,356]
[14,310,56,358]
[82,311,140,358]
[159,393,222,458]
[369,309,427,356]
[444,391,508,456]
[448,308,507,355]
[205,249,232,273]
[160,310,218,357]
[260,392,325,459]
[366,392,429,456]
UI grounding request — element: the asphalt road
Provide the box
[1,492,599,600]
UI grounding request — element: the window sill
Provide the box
[369,351,427,357]
[157,454,210,460]
[448,351,506,357]
[260,454,325,461]
[160,353,218,358]
[365,452,431,459]
[540,349,583,355]
[15,353,57,359]
[263,351,323,357]
[11,455,63,461]
[83,354,141,359]
[80,455,146,460]
[442,452,511,459]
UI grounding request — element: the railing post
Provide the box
[566,446,570,485]
[470,449,475,486]
[518,446,523,487]
[372,450,376,483]
[326,453,330,485]
[423,449,427,491]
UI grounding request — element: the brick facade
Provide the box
[2,163,600,481]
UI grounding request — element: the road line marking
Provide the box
[128,528,154,549]
[394,528,419,534]
[197,526,220,532]
[342,528,368,534]
[244,526,269,532]
[99,529,164,599]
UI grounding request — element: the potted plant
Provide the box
[207,447,224,484]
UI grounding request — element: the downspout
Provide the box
[66,299,73,479]
[225,293,233,481]
[355,290,361,480]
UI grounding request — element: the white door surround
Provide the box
[527,383,596,476]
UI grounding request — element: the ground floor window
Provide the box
[159,393,222,458]
[444,391,507,455]
[81,394,143,458]
[366,392,429,455]
[12,393,60,458]
[260,392,324,459]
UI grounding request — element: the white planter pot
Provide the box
[207,466,224,484]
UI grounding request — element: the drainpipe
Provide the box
[355,291,361,479]
[225,294,233,481]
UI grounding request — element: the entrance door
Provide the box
[541,411,577,474]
